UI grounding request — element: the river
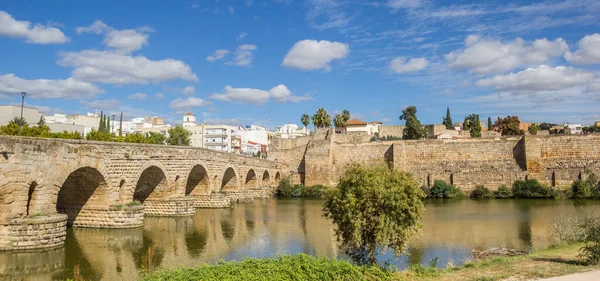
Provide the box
[1,198,599,280]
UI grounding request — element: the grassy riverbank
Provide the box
[141,243,598,281]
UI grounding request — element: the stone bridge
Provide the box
[0,136,284,251]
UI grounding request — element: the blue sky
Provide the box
[0,0,599,128]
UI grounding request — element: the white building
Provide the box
[235,126,269,155]
[203,124,237,152]
[276,123,310,138]
[0,105,44,126]
[44,113,67,124]
[183,112,196,127]
[344,119,382,135]
[564,123,583,134]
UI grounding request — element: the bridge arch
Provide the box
[244,169,258,189]
[275,171,281,182]
[262,170,271,187]
[220,166,239,192]
[56,166,110,226]
[185,161,211,196]
[133,160,172,203]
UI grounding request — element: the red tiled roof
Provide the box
[346,119,367,126]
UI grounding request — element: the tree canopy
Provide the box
[166,126,191,146]
[311,108,332,128]
[442,107,453,130]
[465,114,482,138]
[528,123,540,135]
[494,116,524,136]
[323,164,425,265]
[400,106,425,140]
[301,114,310,128]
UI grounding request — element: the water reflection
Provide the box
[2,198,600,280]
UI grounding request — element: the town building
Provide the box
[183,112,197,127]
[275,123,310,138]
[203,124,237,152]
[344,119,381,135]
[0,105,43,126]
[564,123,583,134]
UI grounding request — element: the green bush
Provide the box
[428,180,465,199]
[275,178,330,198]
[142,254,392,281]
[301,184,330,198]
[275,177,295,197]
[551,210,592,245]
[512,179,555,199]
[569,172,599,199]
[580,216,600,265]
[469,185,493,199]
[494,185,513,199]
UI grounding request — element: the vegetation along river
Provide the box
[2,198,599,280]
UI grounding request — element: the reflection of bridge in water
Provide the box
[0,136,284,251]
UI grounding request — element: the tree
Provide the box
[10,117,27,127]
[323,164,425,265]
[301,114,310,128]
[166,126,191,146]
[494,116,523,136]
[333,113,346,128]
[442,107,453,129]
[487,117,493,131]
[38,115,46,127]
[539,122,553,130]
[465,114,481,138]
[341,110,351,123]
[400,106,425,140]
[527,123,540,135]
[123,132,150,144]
[99,111,105,133]
[311,108,331,128]
[148,132,166,145]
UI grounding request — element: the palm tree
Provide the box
[341,110,350,123]
[311,108,331,129]
[301,114,310,128]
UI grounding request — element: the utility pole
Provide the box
[19,92,26,135]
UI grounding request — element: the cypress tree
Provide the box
[488,117,493,131]
[443,107,454,129]
[99,111,104,132]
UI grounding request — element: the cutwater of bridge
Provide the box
[0,136,283,251]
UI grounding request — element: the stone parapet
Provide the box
[66,205,144,229]
[0,214,67,251]
[143,198,195,216]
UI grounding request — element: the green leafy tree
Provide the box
[37,115,46,127]
[10,117,27,127]
[311,108,332,128]
[323,164,425,265]
[442,107,453,129]
[99,111,105,133]
[148,132,166,145]
[400,106,425,140]
[86,130,113,141]
[123,132,150,144]
[487,117,493,131]
[465,114,481,138]
[540,122,553,130]
[341,110,351,123]
[166,126,191,146]
[0,122,20,135]
[301,114,310,128]
[528,123,540,135]
[494,116,524,136]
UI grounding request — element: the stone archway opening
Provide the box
[134,166,169,203]
[262,170,270,187]
[245,169,257,188]
[186,165,209,196]
[221,167,238,191]
[57,167,109,227]
[275,172,281,183]
[26,181,38,216]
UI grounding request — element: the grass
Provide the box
[141,244,599,281]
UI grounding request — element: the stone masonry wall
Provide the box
[0,214,67,251]
[68,206,144,228]
[379,126,405,138]
[143,198,196,216]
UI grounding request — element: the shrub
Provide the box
[580,216,600,265]
[494,185,513,199]
[512,179,555,199]
[469,185,493,199]
[570,180,593,199]
[275,177,295,197]
[142,254,391,281]
[551,210,592,245]
[323,164,425,265]
[428,180,466,199]
[301,184,330,198]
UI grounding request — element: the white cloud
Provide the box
[0,10,69,44]
[228,5,235,14]
[206,49,229,62]
[154,93,164,99]
[183,86,195,96]
[446,35,568,74]
[0,74,102,99]
[282,39,349,71]
[210,84,312,104]
[387,0,422,9]
[476,65,595,92]
[389,57,429,73]
[227,44,257,66]
[305,0,351,30]
[76,20,151,53]
[58,50,198,85]
[170,97,212,109]
[128,92,147,100]
[564,33,600,65]
[237,32,248,40]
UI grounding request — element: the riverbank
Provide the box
[141,243,598,281]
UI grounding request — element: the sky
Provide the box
[0,0,599,128]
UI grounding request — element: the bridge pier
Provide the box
[142,197,196,216]
[61,205,144,229]
[0,214,67,251]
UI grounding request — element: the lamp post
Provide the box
[111,115,115,134]
[19,92,26,135]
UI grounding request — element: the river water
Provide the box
[2,198,599,280]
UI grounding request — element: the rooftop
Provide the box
[346,119,368,126]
